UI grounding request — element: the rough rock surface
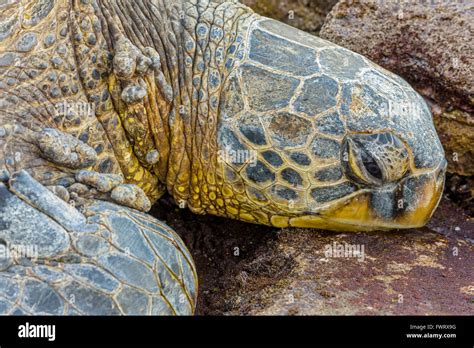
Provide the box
[153,196,473,315]
[242,0,338,35]
[320,0,473,176]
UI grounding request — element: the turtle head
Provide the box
[287,94,446,231]
[213,19,446,231]
[319,131,447,231]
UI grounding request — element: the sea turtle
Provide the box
[0,0,446,315]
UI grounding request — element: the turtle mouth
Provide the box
[288,160,446,231]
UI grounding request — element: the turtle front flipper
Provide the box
[0,170,197,315]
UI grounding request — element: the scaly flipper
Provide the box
[0,170,197,315]
[0,124,196,315]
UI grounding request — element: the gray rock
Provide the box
[242,0,338,35]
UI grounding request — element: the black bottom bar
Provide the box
[0,316,471,346]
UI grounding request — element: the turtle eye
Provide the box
[342,132,410,186]
[343,138,382,186]
[361,152,383,181]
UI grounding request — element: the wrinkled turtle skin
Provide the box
[0,0,446,315]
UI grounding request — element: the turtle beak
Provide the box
[288,160,446,231]
[392,159,446,228]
